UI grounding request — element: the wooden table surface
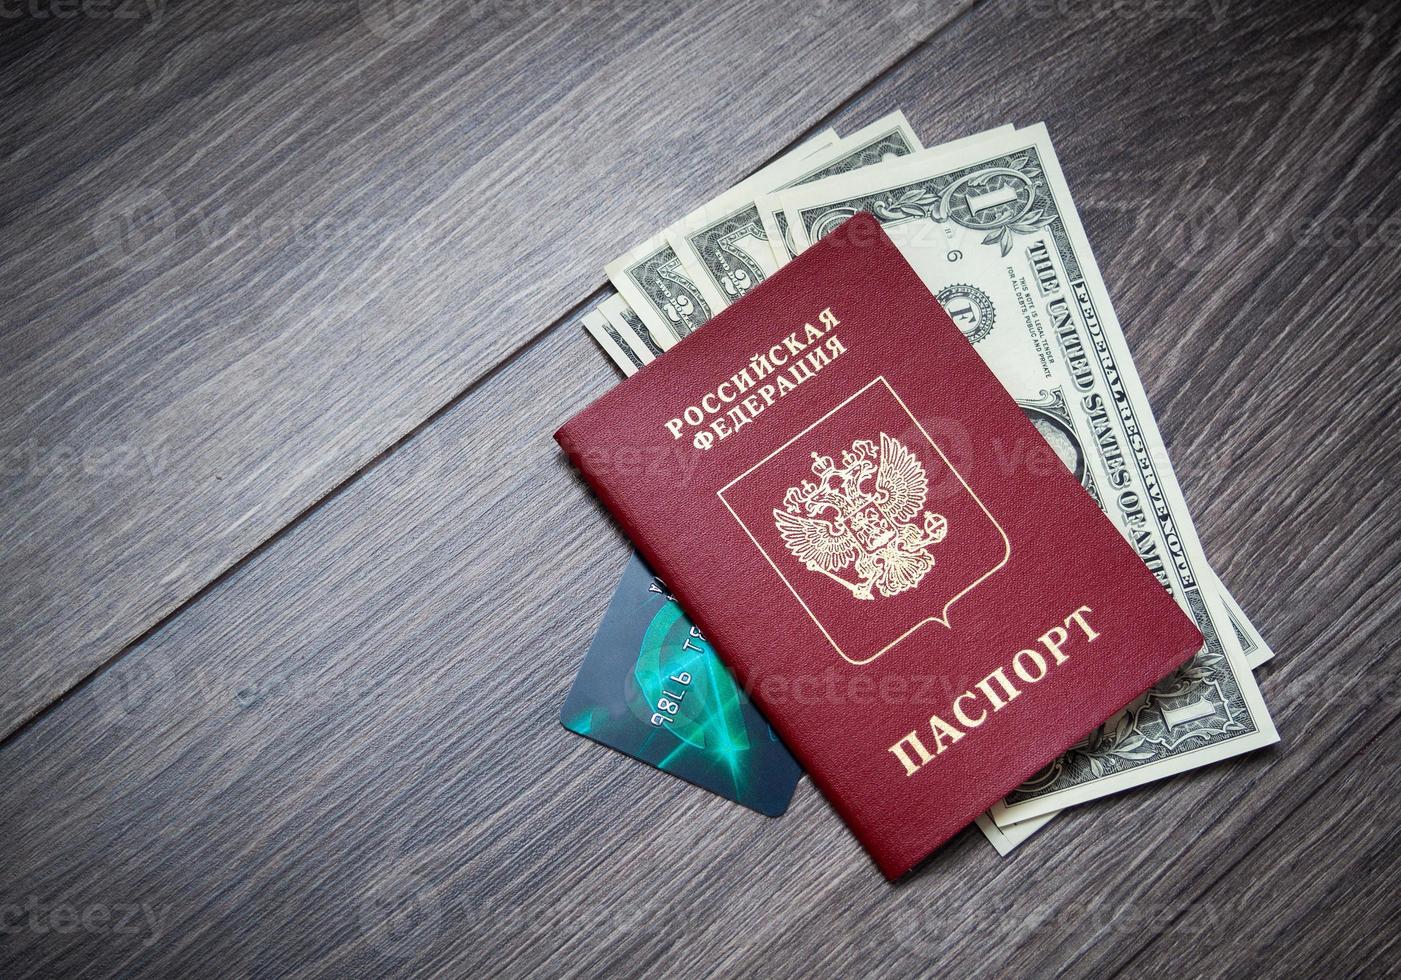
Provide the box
[2,0,1397,975]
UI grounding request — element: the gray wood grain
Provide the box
[1,0,1399,977]
[0,0,952,741]
[1124,718,1400,978]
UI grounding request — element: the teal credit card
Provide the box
[561,552,802,816]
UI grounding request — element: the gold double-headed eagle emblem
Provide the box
[773,433,949,601]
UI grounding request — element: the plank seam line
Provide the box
[0,0,988,754]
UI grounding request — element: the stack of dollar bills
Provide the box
[583,111,1278,854]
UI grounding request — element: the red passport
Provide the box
[556,214,1202,879]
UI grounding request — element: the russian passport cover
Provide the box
[555,213,1203,879]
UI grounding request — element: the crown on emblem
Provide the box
[782,439,881,520]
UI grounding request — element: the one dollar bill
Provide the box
[605,131,839,344]
[582,305,643,376]
[973,811,1054,857]
[757,123,1015,264]
[777,123,1278,825]
[582,295,664,376]
[670,111,925,303]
